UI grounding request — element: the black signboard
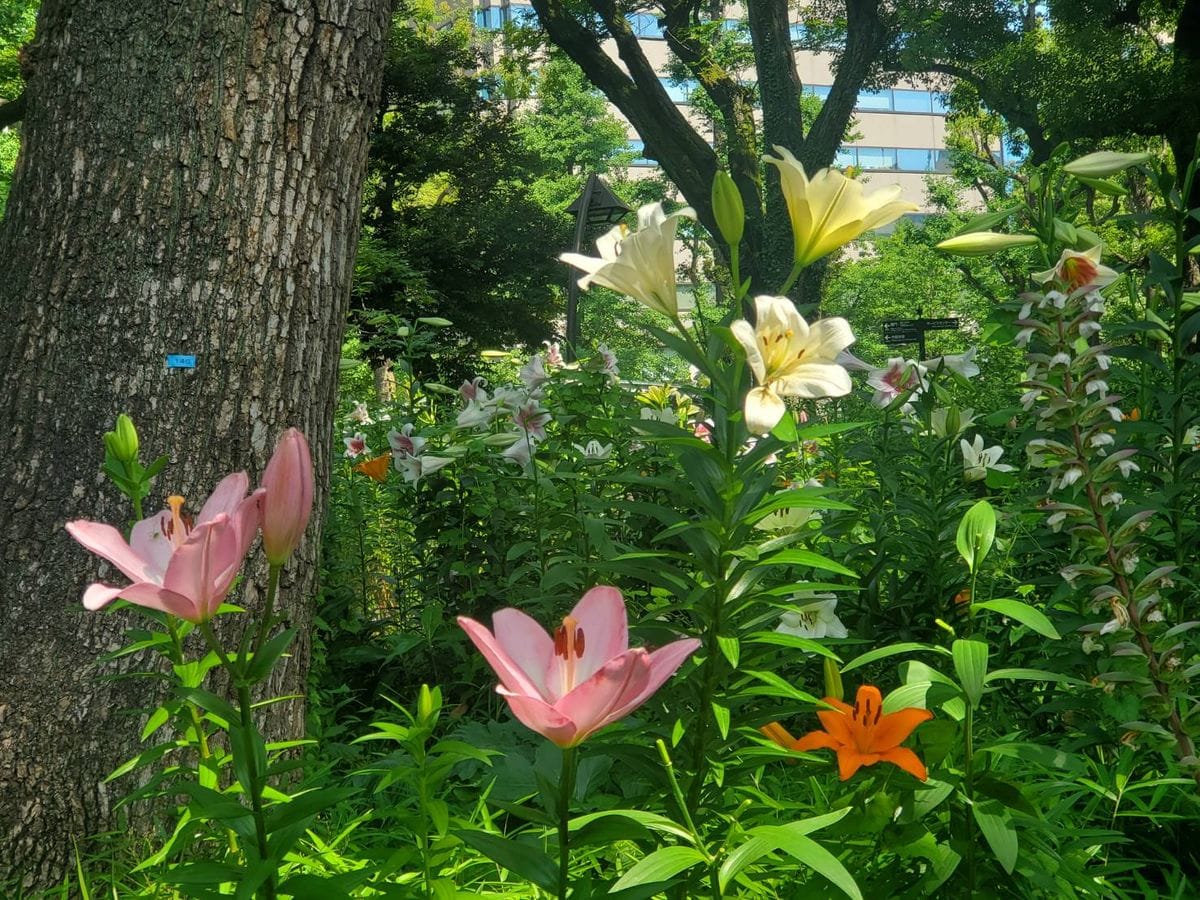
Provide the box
[921,317,960,331]
[882,313,961,354]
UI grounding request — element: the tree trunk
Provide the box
[0,0,391,888]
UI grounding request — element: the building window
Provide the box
[658,76,698,104]
[626,12,664,39]
[856,89,892,111]
[857,147,897,170]
[893,89,933,113]
[897,148,933,171]
[626,140,656,167]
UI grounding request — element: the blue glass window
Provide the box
[856,89,892,111]
[931,92,949,114]
[510,4,537,28]
[897,148,932,171]
[627,12,664,38]
[804,84,832,100]
[932,150,951,172]
[893,89,932,113]
[626,140,655,167]
[834,147,857,167]
[789,22,807,41]
[658,77,697,104]
[857,147,898,169]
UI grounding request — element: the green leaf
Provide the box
[717,634,740,668]
[712,701,731,740]
[456,830,558,893]
[971,599,1060,639]
[718,809,852,891]
[755,548,856,577]
[176,687,238,728]
[722,824,862,899]
[610,846,708,892]
[842,642,948,673]
[569,810,694,844]
[985,668,1085,686]
[245,628,298,683]
[952,640,989,709]
[956,500,996,574]
[972,801,1018,873]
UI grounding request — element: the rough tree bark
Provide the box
[0,0,391,888]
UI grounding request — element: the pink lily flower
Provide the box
[260,428,314,565]
[66,472,262,623]
[458,587,700,747]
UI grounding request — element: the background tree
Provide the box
[0,0,36,213]
[877,0,1200,224]
[355,7,632,381]
[0,0,391,887]
[526,0,894,300]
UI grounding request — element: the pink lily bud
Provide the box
[260,428,314,565]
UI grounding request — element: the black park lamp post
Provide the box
[564,173,630,359]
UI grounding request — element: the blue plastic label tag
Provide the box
[166,354,197,369]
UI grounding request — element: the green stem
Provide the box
[777,260,804,296]
[657,740,718,897]
[166,619,239,856]
[964,703,976,894]
[558,746,577,900]
[250,564,282,663]
[236,680,277,900]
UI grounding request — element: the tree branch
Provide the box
[528,0,720,243]
[0,93,26,130]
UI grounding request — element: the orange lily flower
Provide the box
[760,685,933,781]
[354,453,391,482]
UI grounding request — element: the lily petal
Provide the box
[496,687,579,747]
[83,581,199,621]
[65,521,154,584]
[563,586,629,686]
[459,614,549,701]
[492,607,556,701]
[744,385,786,435]
[197,471,251,524]
[872,706,935,749]
[555,650,652,745]
[877,746,929,781]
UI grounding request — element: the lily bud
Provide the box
[1063,151,1152,178]
[936,232,1040,257]
[712,170,745,247]
[823,656,844,702]
[1052,219,1079,246]
[260,428,314,566]
[418,684,436,722]
[103,413,140,464]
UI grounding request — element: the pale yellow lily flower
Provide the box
[560,202,695,318]
[1033,246,1119,293]
[765,145,917,270]
[731,296,855,434]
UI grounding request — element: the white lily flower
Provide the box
[348,401,374,425]
[560,202,696,318]
[388,424,426,459]
[960,434,1015,482]
[502,432,535,467]
[343,432,370,459]
[394,453,453,485]
[732,295,855,434]
[866,357,926,407]
[921,346,980,379]
[512,400,551,441]
[775,593,848,640]
[457,400,494,429]
[1033,246,1119,293]
[519,354,550,392]
[573,440,613,460]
